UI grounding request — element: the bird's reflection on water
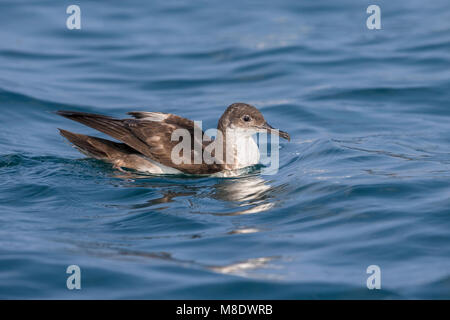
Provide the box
[68,171,286,279]
[211,174,276,215]
[110,169,280,216]
[68,239,282,279]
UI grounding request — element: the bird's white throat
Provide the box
[225,129,260,169]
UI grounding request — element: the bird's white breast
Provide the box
[226,129,260,169]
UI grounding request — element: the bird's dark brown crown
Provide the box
[217,103,266,132]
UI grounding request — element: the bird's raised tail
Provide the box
[59,129,136,160]
[58,129,165,173]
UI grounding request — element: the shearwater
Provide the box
[57,103,290,175]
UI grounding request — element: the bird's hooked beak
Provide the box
[258,122,290,141]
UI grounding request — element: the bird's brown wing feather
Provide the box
[127,111,211,140]
[57,111,222,174]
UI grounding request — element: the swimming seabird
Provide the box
[57,103,290,175]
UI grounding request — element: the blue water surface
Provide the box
[0,0,449,299]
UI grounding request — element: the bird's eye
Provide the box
[242,115,251,122]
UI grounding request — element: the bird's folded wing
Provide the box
[127,111,210,139]
[57,111,221,174]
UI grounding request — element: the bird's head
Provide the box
[218,103,290,141]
